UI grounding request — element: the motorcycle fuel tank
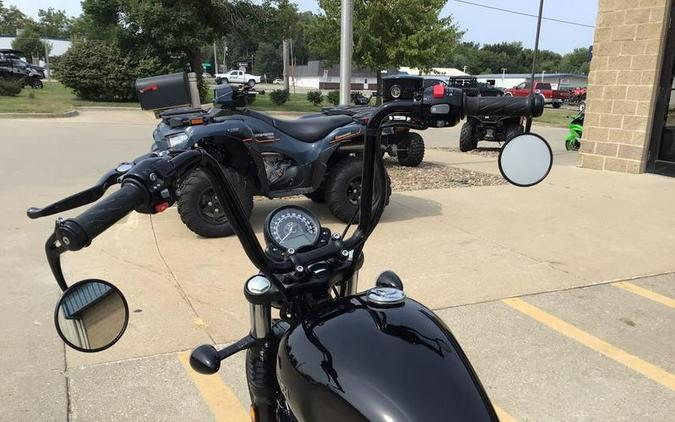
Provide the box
[277,293,497,422]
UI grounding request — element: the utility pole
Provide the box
[213,42,218,75]
[223,38,228,71]
[44,41,50,80]
[339,0,353,105]
[282,39,290,91]
[290,39,296,94]
[525,0,544,133]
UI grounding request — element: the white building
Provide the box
[0,36,72,57]
[398,66,468,77]
[291,60,468,90]
[476,72,588,89]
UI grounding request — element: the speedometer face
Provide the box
[267,207,320,250]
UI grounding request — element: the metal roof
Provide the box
[62,282,113,319]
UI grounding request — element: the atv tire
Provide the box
[305,187,326,203]
[459,121,477,152]
[396,132,425,167]
[505,123,524,142]
[325,157,391,223]
[177,167,253,238]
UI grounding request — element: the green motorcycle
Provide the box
[565,111,584,151]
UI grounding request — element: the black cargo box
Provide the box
[135,72,190,111]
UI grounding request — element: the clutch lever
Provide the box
[26,154,154,219]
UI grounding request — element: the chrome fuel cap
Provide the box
[367,287,405,306]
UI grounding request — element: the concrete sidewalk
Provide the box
[2,111,674,420]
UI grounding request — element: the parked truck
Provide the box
[504,81,568,108]
[215,69,261,87]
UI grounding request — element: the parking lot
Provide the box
[2,110,674,421]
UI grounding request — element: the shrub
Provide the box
[306,90,323,106]
[326,90,340,106]
[0,78,24,96]
[54,40,173,101]
[270,89,289,106]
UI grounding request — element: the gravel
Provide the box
[384,158,505,191]
[431,146,502,159]
[254,157,506,202]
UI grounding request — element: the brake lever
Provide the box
[26,153,156,219]
[27,167,123,219]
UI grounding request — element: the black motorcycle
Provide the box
[28,77,552,421]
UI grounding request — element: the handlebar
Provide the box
[463,95,544,118]
[54,181,148,251]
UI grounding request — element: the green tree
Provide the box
[0,0,31,36]
[309,0,461,103]
[11,25,50,62]
[256,42,283,80]
[220,0,313,75]
[80,0,233,77]
[560,47,591,74]
[37,7,73,38]
[54,39,172,100]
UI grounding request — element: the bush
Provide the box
[54,40,173,101]
[270,89,289,106]
[0,78,24,96]
[326,90,340,106]
[306,90,323,106]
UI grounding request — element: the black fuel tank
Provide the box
[277,294,497,422]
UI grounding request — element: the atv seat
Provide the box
[274,115,353,143]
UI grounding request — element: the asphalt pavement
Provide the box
[1,110,673,421]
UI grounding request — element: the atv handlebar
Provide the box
[463,95,544,118]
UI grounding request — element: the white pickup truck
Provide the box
[214,69,261,87]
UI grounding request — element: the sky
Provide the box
[6,0,597,54]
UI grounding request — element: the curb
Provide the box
[76,106,141,111]
[0,109,79,119]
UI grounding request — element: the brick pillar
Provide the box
[579,0,671,173]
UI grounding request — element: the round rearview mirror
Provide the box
[54,279,129,353]
[498,133,553,187]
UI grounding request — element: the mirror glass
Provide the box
[498,133,553,187]
[54,279,129,352]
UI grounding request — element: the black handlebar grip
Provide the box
[464,95,545,118]
[55,181,148,251]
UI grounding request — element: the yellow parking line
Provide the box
[502,298,675,391]
[177,351,249,422]
[613,281,675,308]
[493,404,518,422]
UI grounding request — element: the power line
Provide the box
[451,0,595,28]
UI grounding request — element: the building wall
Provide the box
[477,74,588,89]
[0,37,71,57]
[579,0,671,173]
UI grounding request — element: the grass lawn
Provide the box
[0,81,325,114]
[0,81,139,113]
[1,81,574,126]
[248,92,325,113]
[534,107,576,127]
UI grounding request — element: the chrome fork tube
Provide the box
[249,303,271,339]
[340,270,359,296]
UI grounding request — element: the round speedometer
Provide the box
[265,206,321,251]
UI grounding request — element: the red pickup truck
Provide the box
[504,82,568,108]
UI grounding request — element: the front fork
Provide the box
[245,275,279,422]
[244,271,360,422]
